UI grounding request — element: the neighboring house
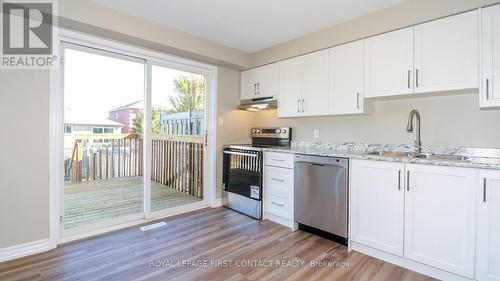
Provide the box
[63,118,124,159]
[64,118,124,136]
[109,100,143,133]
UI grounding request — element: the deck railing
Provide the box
[66,134,204,198]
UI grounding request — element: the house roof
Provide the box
[109,100,144,112]
[65,117,124,127]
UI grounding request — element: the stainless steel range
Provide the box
[222,127,291,219]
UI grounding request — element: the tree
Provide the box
[168,75,205,113]
[130,108,160,134]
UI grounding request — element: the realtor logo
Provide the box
[1,0,56,68]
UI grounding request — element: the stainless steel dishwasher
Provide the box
[294,154,348,245]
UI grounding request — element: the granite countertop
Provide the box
[256,142,500,171]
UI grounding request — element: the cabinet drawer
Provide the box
[264,192,292,219]
[264,166,293,196]
[264,152,294,168]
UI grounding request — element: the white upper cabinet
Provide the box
[364,27,414,98]
[278,57,303,117]
[404,164,477,278]
[241,68,258,100]
[330,40,365,114]
[414,10,479,94]
[302,49,330,116]
[240,63,279,100]
[257,63,280,96]
[351,160,405,256]
[477,170,500,281]
[481,4,500,108]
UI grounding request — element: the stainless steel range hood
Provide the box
[238,96,277,111]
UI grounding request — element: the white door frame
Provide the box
[49,28,218,246]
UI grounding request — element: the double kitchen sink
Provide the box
[365,151,470,162]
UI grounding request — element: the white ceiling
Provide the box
[94,0,406,53]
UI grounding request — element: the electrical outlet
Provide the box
[313,129,320,139]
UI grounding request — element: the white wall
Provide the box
[253,93,500,148]
[251,0,500,67]
[0,69,50,248]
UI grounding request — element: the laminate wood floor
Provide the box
[0,207,436,281]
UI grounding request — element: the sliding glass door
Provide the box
[150,65,206,212]
[62,43,146,233]
[59,36,213,239]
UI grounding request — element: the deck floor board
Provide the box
[64,177,202,229]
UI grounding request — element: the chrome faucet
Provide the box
[406,109,422,154]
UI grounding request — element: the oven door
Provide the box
[222,148,262,201]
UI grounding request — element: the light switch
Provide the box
[218,117,224,126]
[313,129,320,139]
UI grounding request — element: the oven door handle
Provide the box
[223,150,258,157]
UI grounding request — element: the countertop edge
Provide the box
[261,147,500,171]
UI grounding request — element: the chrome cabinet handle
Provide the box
[253,83,257,95]
[408,70,411,89]
[271,201,284,207]
[271,158,285,162]
[356,93,360,109]
[406,170,410,191]
[415,69,419,88]
[398,170,401,190]
[257,83,260,95]
[271,177,284,182]
[483,178,487,203]
[297,99,300,112]
[301,99,305,112]
[486,79,490,100]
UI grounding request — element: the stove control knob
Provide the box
[276,129,281,133]
[281,129,287,134]
[256,129,261,133]
[252,129,257,133]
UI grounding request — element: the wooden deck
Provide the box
[64,176,202,229]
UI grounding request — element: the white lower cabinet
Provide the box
[351,160,479,279]
[404,164,477,278]
[351,160,405,256]
[477,171,500,281]
[263,152,295,229]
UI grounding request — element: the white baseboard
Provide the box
[352,242,473,281]
[211,198,222,208]
[0,239,52,263]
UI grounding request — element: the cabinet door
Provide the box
[481,4,500,108]
[351,160,405,256]
[240,69,257,100]
[278,57,303,117]
[414,10,479,94]
[302,49,330,116]
[330,40,364,114]
[364,27,414,98]
[477,171,500,281]
[404,164,476,278]
[256,63,279,97]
